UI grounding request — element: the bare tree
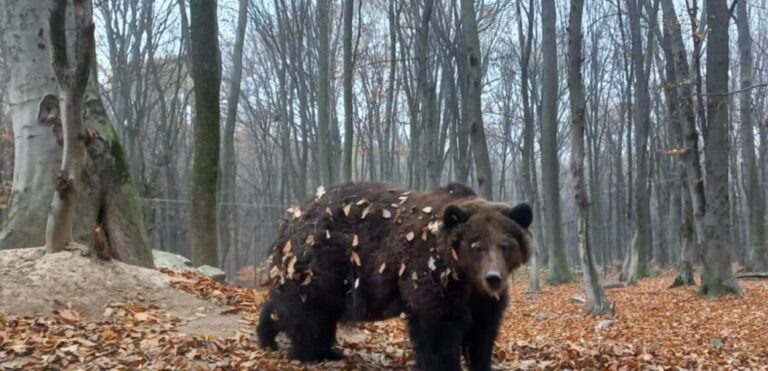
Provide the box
[220,0,249,270]
[45,0,95,253]
[736,0,767,272]
[342,0,354,181]
[317,0,334,186]
[699,0,741,297]
[568,0,611,315]
[541,0,571,284]
[660,0,695,287]
[621,0,655,284]
[2,0,153,267]
[189,0,221,267]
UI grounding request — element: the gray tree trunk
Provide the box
[219,0,248,270]
[1,0,153,267]
[342,0,354,181]
[317,0,334,186]
[45,0,94,253]
[541,0,571,284]
[622,0,653,284]
[460,0,493,200]
[568,0,610,315]
[189,0,221,267]
[516,0,541,292]
[699,0,741,297]
[660,0,695,287]
[736,0,767,272]
[417,0,438,189]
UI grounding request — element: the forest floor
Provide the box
[1,249,768,370]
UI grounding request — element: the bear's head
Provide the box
[442,200,533,298]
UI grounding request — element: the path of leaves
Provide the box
[2,269,767,370]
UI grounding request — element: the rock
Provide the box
[197,265,227,282]
[153,250,195,270]
[534,311,557,321]
[708,338,725,348]
[596,320,615,330]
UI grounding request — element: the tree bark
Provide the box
[736,0,767,272]
[541,0,571,284]
[516,0,541,292]
[342,0,354,181]
[45,0,94,253]
[568,0,611,315]
[189,0,221,267]
[699,0,741,297]
[621,0,653,284]
[1,0,153,267]
[219,0,248,270]
[459,0,493,200]
[317,0,334,186]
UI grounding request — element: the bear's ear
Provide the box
[443,205,470,229]
[506,203,533,229]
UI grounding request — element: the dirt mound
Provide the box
[0,247,242,337]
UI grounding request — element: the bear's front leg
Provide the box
[407,313,464,371]
[462,292,508,371]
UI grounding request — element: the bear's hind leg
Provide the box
[257,298,280,350]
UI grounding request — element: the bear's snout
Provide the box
[485,271,503,291]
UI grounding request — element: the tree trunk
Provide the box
[317,0,334,186]
[1,0,153,267]
[699,0,741,297]
[45,0,94,253]
[189,0,221,267]
[219,0,248,270]
[342,0,354,181]
[568,0,611,315]
[416,0,439,189]
[516,0,540,292]
[621,0,653,284]
[541,0,571,284]
[459,0,493,200]
[736,0,767,272]
[660,0,695,287]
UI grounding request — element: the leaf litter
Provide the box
[2,264,768,370]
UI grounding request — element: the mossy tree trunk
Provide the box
[188,0,221,267]
[1,0,153,267]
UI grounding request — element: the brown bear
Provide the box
[257,182,532,371]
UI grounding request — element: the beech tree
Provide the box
[1,0,153,267]
[188,0,221,267]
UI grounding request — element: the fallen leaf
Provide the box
[378,262,386,274]
[382,209,392,219]
[351,251,362,267]
[398,263,406,277]
[343,204,352,217]
[406,232,415,241]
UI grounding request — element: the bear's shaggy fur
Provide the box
[257,182,532,371]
